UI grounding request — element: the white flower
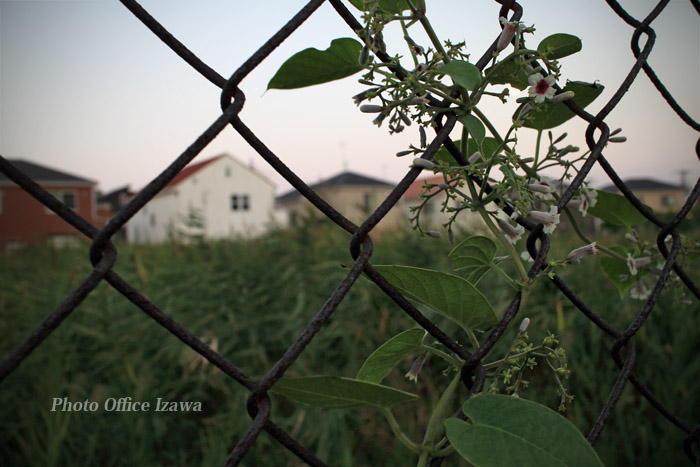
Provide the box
[627,254,652,276]
[497,17,518,52]
[405,356,426,383]
[529,206,560,234]
[630,280,651,300]
[521,251,534,262]
[497,217,525,244]
[567,242,599,264]
[528,73,556,103]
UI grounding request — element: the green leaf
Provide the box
[522,81,604,130]
[357,329,425,383]
[587,190,649,227]
[484,59,529,90]
[433,137,499,166]
[267,38,364,90]
[449,236,497,284]
[373,265,498,331]
[270,376,418,409]
[458,114,486,145]
[349,0,408,13]
[537,33,583,60]
[445,394,604,467]
[438,61,481,90]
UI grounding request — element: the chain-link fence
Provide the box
[1,0,698,465]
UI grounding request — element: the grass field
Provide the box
[1,215,698,466]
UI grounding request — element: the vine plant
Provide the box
[264,1,696,465]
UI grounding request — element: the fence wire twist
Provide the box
[1,0,699,465]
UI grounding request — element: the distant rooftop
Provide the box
[0,159,96,185]
[601,178,684,192]
[276,171,394,202]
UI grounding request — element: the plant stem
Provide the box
[421,345,462,369]
[381,408,421,454]
[417,371,462,467]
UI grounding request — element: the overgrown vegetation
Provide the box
[1,214,698,466]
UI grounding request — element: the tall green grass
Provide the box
[0,215,697,466]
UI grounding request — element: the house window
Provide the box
[225,166,231,178]
[363,192,376,211]
[46,191,77,213]
[231,194,250,211]
[662,195,676,207]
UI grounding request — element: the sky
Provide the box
[1,0,698,196]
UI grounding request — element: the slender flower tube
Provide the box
[468,152,482,165]
[360,104,384,113]
[528,73,556,103]
[412,158,435,170]
[497,217,525,244]
[405,356,426,383]
[567,242,599,264]
[529,206,560,234]
[527,182,553,194]
[497,17,518,52]
[425,230,441,238]
[627,254,652,276]
[550,90,575,103]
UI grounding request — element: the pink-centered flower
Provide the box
[528,73,556,104]
[529,206,560,234]
[497,217,525,244]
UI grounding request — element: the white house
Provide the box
[126,154,279,243]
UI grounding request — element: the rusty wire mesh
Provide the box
[1,0,699,465]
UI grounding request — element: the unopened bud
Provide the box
[396,149,414,157]
[519,317,530,332]
[438,183,450,190]
[419,126,427,148]
[360,104,383,113]
[447,229,455,245]
[425,230,441,238]
[409,96,430,105]
[468,152,482,165]
[610,128,623,136]
[609,136,627,143]
[359,46,370,66]
[550,90,575,103]
[527,183,553,194]
[399,111,412,126]
[497,19,517,52]
[519,157,535,164]
[554,132,568,144]
[412,158,435,170]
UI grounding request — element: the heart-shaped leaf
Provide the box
[537,33,582,60]
[270,376,418,409]
[267,38,364,90]
[438,61,481,90]
[485,59,530,90]
[587,190,649,227]
[357,329,426,383]
[373,265,498,331]
[521,81,604,130]
[445,394,604,466]
[449,236,497,284]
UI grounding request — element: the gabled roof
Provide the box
[0,159,96,185]
[276,171,394,202]
[601,179,684,192]
[403,175,445,199]
[164,155,225,188]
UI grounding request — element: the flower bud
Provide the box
[438,183,450,190]
[358,46,370,66]
[553,132,568,144]
[360,104,384,113]
[412,158,435,169]
[419,126,427,148]
[468,152,482,165]
[409,96,430,105]
[609,136,627,143]
[527,183,553,194]
[497,18,517,52]
[399,111,412,127]
[519,317,530,332]
[425,230,441,238]
[610,127,623,136]
[550,90,575,103]
[396,149,414,157]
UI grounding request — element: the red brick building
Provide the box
[0,159,97,253]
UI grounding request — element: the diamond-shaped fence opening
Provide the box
[1,0,698,465]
